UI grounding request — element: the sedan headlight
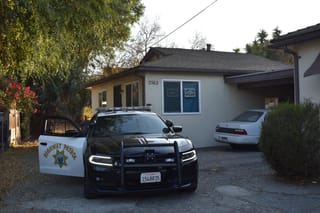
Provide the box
[89,155,113,167]
[181,150,197,162]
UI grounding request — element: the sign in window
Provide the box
[163,81,199,113]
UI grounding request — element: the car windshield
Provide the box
[232,111,264,122]
[92,114,168,137]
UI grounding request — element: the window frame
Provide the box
[162,79,201,115]
[98,90,107,107]
[125,81,140,107]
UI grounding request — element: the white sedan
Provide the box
[214,109,267,148]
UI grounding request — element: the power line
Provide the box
[150,0,219,47]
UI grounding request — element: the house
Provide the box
[270,23,320,103]
[86,46,293,147]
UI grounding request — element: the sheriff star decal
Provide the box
[52,150,68,168]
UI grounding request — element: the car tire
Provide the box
[180,179,198,193]
[230,144,240,149]
[84,176,97,199]
[186,183,198,192]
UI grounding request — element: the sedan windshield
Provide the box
[92,114,168,137]
[232,111,263,122]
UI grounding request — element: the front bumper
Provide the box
[85,143,198,194]
[214,133,259,145]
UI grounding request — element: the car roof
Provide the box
[95,106,156,117]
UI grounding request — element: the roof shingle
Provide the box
[140,47,292,74]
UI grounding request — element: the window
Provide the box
[44,118,78,136]
[126,82,139,107]
[98,91,107,107]
[163,80,200,113]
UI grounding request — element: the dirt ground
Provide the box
[2,144,320,212]
[0,142,38,207]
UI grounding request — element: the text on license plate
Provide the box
[220,136,228,142]
[140,172,161,183]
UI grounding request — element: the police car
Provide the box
[38,107,198,198]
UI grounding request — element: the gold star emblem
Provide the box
[52,150,68,168]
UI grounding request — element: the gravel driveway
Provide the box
[1,146,320,213]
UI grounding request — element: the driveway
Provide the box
[1,146,320,213]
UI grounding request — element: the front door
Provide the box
[113,85,122,107]
[38,117,86,177]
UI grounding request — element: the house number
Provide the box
[148,80,159,85]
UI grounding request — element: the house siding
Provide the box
[289,38,320,103]
[90,75,143,113]
[145,72,264,148]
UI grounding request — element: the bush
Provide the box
[259,102,320,179]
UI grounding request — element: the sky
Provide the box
[140,0,320,52]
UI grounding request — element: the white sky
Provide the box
[141,0,320,52]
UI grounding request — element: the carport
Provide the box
[225,68,294,103]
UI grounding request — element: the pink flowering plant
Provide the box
[0,77,38,114]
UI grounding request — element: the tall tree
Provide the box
[189,32,208,50]
[272,27,282,39]
[95,16,165,71]
[257,29,268,44]
[0,1,144,139]
[245,28,292,63]
[0,0,144,81]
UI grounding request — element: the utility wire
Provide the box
[150,0,219,47]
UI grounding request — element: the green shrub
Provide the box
[259,102,320,179]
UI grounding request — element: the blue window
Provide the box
[163,80,200,113]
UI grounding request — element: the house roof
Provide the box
[225,69,293,88]
[139,47,292,74]
[270,23,320,48]
[86,47,293,88]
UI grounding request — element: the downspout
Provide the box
[284,46,300,104]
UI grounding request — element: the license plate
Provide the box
[140,172,161,183]
[220,136,228,142]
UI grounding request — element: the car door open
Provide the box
[38,117,86,177]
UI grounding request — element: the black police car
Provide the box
[38,107,198,198]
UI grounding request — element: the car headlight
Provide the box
[89,155,113,167]
[181,150,197,162]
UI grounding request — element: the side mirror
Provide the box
[88,120,96,127]
[172,126,183,133]
[165,120,173,127]
[162,127,170,134]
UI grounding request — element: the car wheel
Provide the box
[230,144,240,149]
[180,179,198,193]
[84,176,97,199]
[186,182,198,192]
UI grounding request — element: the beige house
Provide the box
[87,47,293,147]
[270,23,320,104]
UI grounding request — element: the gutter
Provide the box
[284,46,300,104]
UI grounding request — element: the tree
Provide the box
[245,28,292,63]
[189,32,208,50]
[0,76,37,114]
[233,48,241,53]
[0,1,144,140]
[257,29,268,44]
[103,16,165,69]
[272,27,282,39]
[0,0,144,80]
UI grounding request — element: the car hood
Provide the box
[88,134,193,155]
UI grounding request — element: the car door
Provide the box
[38,117,86,177]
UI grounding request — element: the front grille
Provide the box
[124,152,176,164]
[119,142,182,191]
